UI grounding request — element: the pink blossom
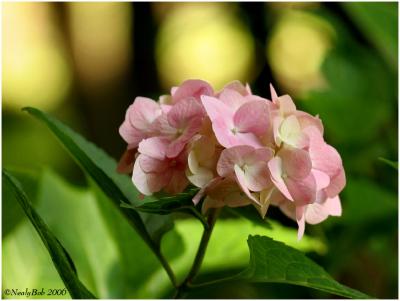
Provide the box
[186,132,222,188]
[217,145,274,203]
[271,191,342,240]
[118,80,212,173]
[269,85,323,148]
[172,79,214,103]
[151,97,205,158]
[117,97,163,173]
[201,89,271,148]
[160,79,214,105]
[199,177,253,213]
[268,145,316,205]
[132,137,189,195]
[119,97,163,149]
[304,126,346,198]
[118,80,346,240]
[216,80,252,97]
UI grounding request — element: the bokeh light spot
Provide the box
[267,10,336,96]
[155,4,256,91]
[67,3,133,86]
[2,3,72,111]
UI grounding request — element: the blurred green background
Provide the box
[2,2,398,299]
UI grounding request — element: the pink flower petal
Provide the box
[167,97,204,129]
[165,100,204,158]
[279,147,312,179]
[305,195,342,224]
[278,95,297,116]
[244,162,271,191]
[201,196,225,213]
[119,120,145,148]
[234,165,260,204]
[201,95,234,121]
[139,155,169,173]
[131,158,152,195]
[256,187,275,217]
[235,132,264,148]
[192,177,223,205]
[305,126,342,175]
[164,170,189,195]
[186,167,214,188]
[315,144,343,176]
[278,115,309,148]
[311,169,330,190]
[272,116,284,146]
[209,117,233,148]
[268,157,293,201]
[219,88,250,111]
[150,114,176,136]
[270,84,279,102]
[172,79,213,103]
[296,112,324,134]
[325,168,346,198]
[128,97,162,131]
[269,188,289,207]
[202,95,264,148]
[248,147,274,164]
[166,133,193,158]
[233,100,270,136]
[277,198,297,220]
[217,145,254,176]
[218,146,273,192]
[219,80,251,96]
[324,195,342,216]
[296,205,306,240]
[138,137,169,160]
[205,178,253,211]
[304,203,328,225]
[160,104,172,114]
[284,173,316,205]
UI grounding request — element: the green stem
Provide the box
[174,208,220,298]
[156,250,178,288]
[188,207,209,230]
[187,275,237,289]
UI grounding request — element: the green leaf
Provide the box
[343,2,398,68]
[88,179,177,297]
[3,169,96,299]
[4,168,177,298]
[2,167,40,238]
[131,187,199,215]
[35,169,129,297]
[125,187,208,228]
[23,107,172,251]
[378,157,398,170]
[137,218,326,298]
[236,235,371,299]
[3,218,72,299]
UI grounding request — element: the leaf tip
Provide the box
[21,107,42,117]
[21,106,33,112]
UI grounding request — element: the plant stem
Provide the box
[156,250,178,288]
[174,208,220,298]
[188,207,209,230]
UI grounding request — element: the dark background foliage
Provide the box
[3,2,398,298]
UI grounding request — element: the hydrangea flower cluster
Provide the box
[118,80,345,239]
